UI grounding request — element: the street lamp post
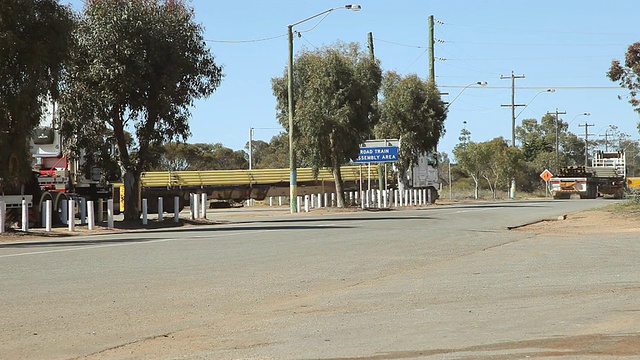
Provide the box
[506,88,554,198]
[444,81,487,110]
[287,5,361,214]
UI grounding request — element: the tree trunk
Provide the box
[332,165,345,207]
[329,131,346,207]
[123,169,140,220]
[472,175,479,199]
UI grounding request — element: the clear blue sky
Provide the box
[64,0,640,161]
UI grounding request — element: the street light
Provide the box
[444,81,487,110]
[515,88,555,121]
[507,88,554,199]
[287,5,361,214]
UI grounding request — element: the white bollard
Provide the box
[174,196,180,223]
[0,201,5,234]
[324,193,328,208]
[21,199,29,232]
[107,199,114,229]
[269,197,273,207]
[404,190,409,206]
[45,200,52,232]
[142,198,148,225]
[428,188,432,204]
[317,193,322,208]
[377,189,382,209]
[158,197,163,222]
[80,198,87,225]
[418,189,423,205]
[278,196,282,206]
[68,199,75,232]
[383,190,388,208]
[201,193,207,219]
[394,190,398,207]
[192,193,199,220]
[361,191,366,209]
[304,195,310,212]
[331,193,336,207]
[87,201,95,231]
[349,192,354,206]
[296,196,302,213]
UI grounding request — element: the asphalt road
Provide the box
[1,199,639,359]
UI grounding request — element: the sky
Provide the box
[64,0,640,161]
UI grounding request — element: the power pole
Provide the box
[500,71,525,199]
[428,15,435,84]
[546,108,566,171]
[368,32,384,191]
[579,122,595,167]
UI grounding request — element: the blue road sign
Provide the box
[354,146,399,163]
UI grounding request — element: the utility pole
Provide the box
[428,15,435,84]
[546,108,566,171]
[368,32,384,192]
[249,127,253,170]
[500,71,525,198]
[579,122,595,167]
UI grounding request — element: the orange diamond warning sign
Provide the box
[540,169,553,182]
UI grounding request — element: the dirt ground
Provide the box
[514,208,640,235]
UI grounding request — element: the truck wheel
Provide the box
[38,192,55,227]
[54,192,69,225]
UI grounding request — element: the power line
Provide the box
[205,34,286,43]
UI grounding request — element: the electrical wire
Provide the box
[205,34,286,43]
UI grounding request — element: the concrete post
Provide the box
[97,198,104,223]
[68,199,75,232]
[200,193,207,219]
[142,198,148,225]
[107,199,114,229]
[45,200,52,232]
[174,196,180,223]
[304,195,309,212]
[158,197,163,222]
[0,201,5,234]
[21,199,28,232]
[87,201,95,231]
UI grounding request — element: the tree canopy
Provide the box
[376,71,447,175]
[0,0,73,189]
[609,42,640,134]
[271,42,381,207]
[60,0,223,219]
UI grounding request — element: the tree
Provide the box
[453,141,484,199]
[152,142,247,171]
[375,71,447,179]
[245,133,290,169]
[60,0,223,220]
[271,42,381,207]
[0,0,73,190]
[609,42,640,134]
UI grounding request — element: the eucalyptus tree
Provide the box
[375,71,447,182]
[0,0,73,189]
[272,42,381,207]
[609,43,640,134]
[60,0,223,220]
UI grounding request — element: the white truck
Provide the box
[549,151,626,199]
[1,102,112,228]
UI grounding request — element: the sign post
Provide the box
[354,146,399,163]
[540,169,553,197]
